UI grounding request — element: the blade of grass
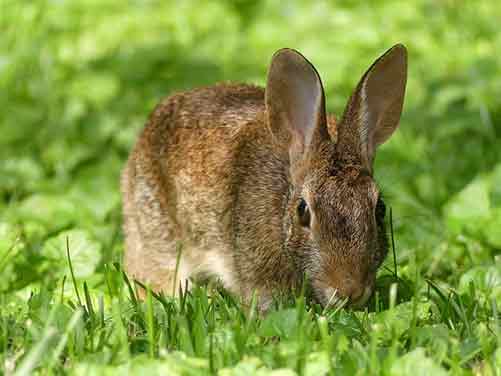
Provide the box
[146,285,156,358]
[173,242,183,296]
[46,308,83,373]
[114,262,138,305]
[83,282,95,318]
[66,236,83,308]
[112,297,130,360]
[14,326,56,376]
[59,275,66,304]
[389,207,398,278]
[0,235,20,273]
[492,297,500,348]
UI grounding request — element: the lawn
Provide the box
[1,1,500,374]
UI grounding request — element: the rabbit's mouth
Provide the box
[349,284,374,308]
[317,280,375,309]
[319,288,348,309]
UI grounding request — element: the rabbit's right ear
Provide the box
[337,44,407,172]
[266,49,330,166]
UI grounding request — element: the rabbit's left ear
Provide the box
[337,44,407,172]
[266,48,330,166]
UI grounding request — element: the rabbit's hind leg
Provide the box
[122,157,191,298]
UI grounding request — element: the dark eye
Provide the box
[376,197,386,218]
[297,198,311,228]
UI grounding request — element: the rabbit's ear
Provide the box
[337,44,407,172]
[266,49,329,165]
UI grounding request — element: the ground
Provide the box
[1,1,500,374]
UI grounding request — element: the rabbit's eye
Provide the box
[297,198,311,228]
[376,197,386,218]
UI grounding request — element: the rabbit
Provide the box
[121,44,407,310]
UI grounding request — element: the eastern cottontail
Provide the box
[122,44,407,309]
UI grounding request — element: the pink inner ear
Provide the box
[266,49,328,160]
[372,97,404,147]
[337,44,407,170]
[363,45,407,149]
[277,59,324,149]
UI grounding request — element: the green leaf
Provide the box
[373,301,432,342]
[42,229,102,279]
[70,73,120,108]
[444,177,490,233]
[80,353,209,376]
[259,309,298,339]
[0,221,20,257]
[413,324,451,364]
[14,194,77,232]
[0,157,44,193]
[458,265,501,306]
[304,351,331,376]
[484,208,501,247]
[389,348,448,376]
[219,356,296,376]
[489,163,501,208]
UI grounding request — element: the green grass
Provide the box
[1,0,501,374]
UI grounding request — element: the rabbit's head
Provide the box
[266,45,407,307]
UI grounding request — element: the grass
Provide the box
[1,0,501,374]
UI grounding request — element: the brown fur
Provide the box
[122,45,407,309]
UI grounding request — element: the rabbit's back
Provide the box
[139,83,267,239]
[151,83,265,131]
[122,84,271,294]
